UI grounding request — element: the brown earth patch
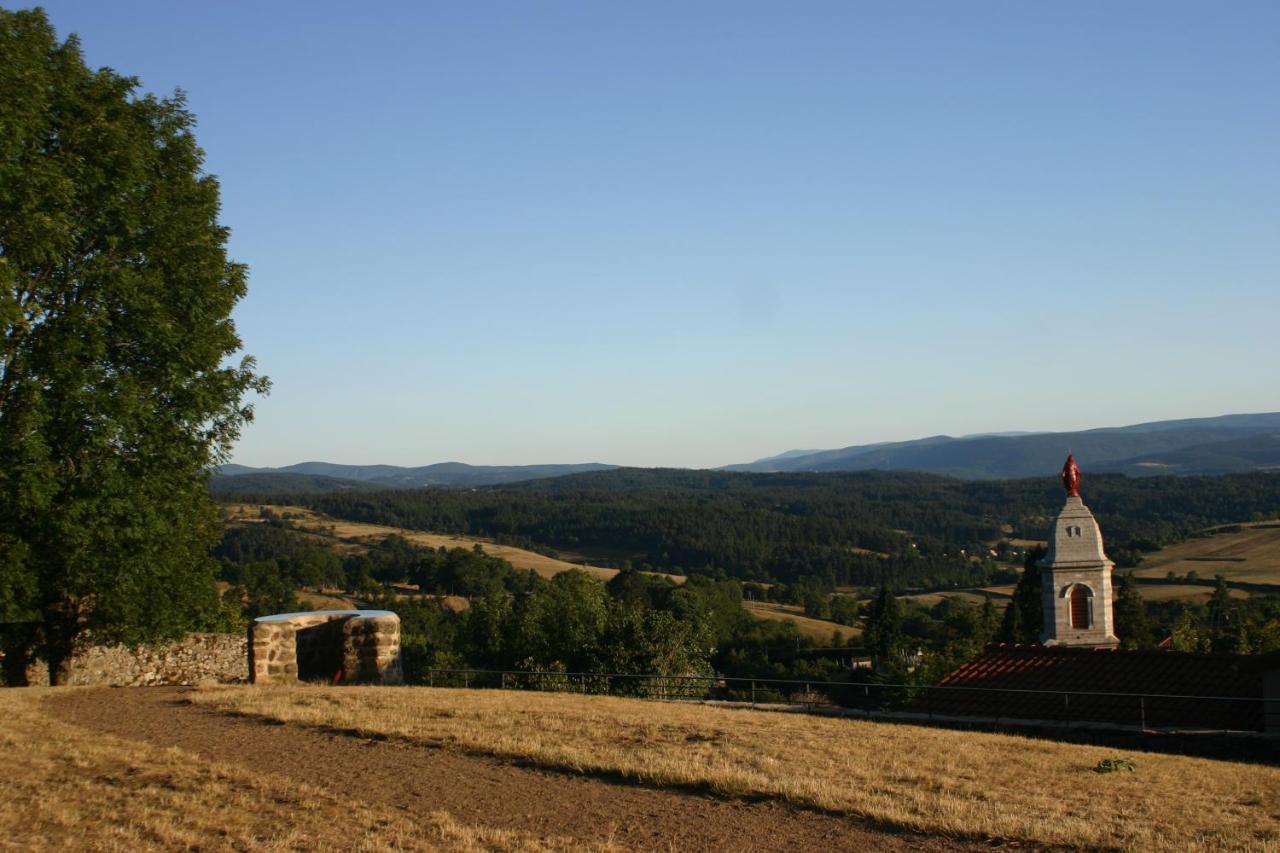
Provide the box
[46,688,978,852]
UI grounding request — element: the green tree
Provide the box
[0,10,266,683]
[509,570,609,671]
[1113,573,1156,650]
[601,605,712,684]
[461,592,512,668]
[1169,606,1203,653]
[916,597,999,683]
[222,562,297,622]
[605,567,674,610]
[864,585,904,673]
[829,593,861,627]
[669,575,747,648]
[1207,575,1233,638]
[998,547,1044,644]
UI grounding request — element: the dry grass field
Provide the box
[295,589,362,611]
[908,580,1248,609]
[194,685,1279,851]
[742,601,858,641]
[1133,584,1251,603]
[0,689,589,852]
[901,590,1005,609]
[224,503,627,582]
[1134,523,1280,587]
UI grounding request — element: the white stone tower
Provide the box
[1039,455,1119,648]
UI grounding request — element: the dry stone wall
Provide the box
[5,633,246,687]
[249,610,402,686]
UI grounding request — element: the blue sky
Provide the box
[36,1,1280,468]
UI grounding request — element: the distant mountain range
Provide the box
[722,412,1280,478]
[211,461,617,493]
[211,412,1280,494]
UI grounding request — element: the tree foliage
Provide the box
[1112,572,1156,650]
[0,9,266,682]
[864,585,905,673]
[998,547,1045,644]
[271,468,1280,590]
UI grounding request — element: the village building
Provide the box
[920,456,1279,735]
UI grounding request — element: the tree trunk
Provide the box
[45,638,74,686]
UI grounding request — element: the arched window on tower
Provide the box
[1069,585,1092,629]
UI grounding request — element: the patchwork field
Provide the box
[191,684,1280,851]
[1133,523,1280,587]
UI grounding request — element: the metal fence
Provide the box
[419,667,1274,734]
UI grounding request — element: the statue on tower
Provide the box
[1061,454,1081,497]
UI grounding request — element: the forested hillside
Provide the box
[725,412,1280,477]
[244,469,1280,590]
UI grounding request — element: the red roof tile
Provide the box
[916,645,1268,731]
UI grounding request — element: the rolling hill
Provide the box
[209,472,389,495]
[213,461,617,491]
[213,412,1280,496]
[724,412,1280,478]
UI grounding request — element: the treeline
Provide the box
[214,522,344,619]
[212,519,1280,696]
[214,518,835,685]
[241,469,1280,590]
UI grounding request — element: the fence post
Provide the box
[501,671,508,690]
[465,671,470,690]
[605,675,611,696]
[751,680,756,706]
[1064,692,1069,721]
[429,669,434,688]
[1140,696,1146,729]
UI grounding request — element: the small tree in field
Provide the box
[0,9,267,683]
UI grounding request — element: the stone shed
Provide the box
[249,610,402,686]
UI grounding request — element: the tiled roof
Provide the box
[914,645,1271,732]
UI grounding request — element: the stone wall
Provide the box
[4,633,246,687]
[249,610,402,686]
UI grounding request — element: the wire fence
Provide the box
[419,668,1275,734]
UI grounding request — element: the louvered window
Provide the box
[1069,586,1091,629]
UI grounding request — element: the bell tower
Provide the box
[1039,455,1119,648]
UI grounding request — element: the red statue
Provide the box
[1061,454,1081,497]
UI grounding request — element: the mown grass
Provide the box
[193,685,1280,851]
[0,689,595,852]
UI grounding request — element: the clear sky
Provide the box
[35,1,1280,468]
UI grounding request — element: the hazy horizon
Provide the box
[39,2,1280,469]
[218,408,1277,470]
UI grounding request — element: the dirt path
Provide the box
[48,688,979,851]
